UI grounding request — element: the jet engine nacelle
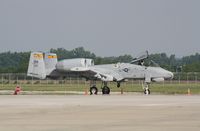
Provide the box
[152,77,164,82]
[56,58,94,71]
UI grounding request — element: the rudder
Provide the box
[44,53,58,76]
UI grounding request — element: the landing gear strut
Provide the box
[143,83,150,95]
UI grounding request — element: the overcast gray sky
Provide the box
[0,0,199,57]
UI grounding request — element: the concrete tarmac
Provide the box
[0,95,200,131]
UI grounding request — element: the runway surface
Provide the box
[0,95,200,131]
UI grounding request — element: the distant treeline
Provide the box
[0,47,200,73]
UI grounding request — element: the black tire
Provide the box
[102,86,110,95]
[144,89,150,95]
[90,86,98,95]
[117,82,120,88]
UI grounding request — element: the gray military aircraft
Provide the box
[27,51,173,95]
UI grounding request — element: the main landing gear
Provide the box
[89,81,111,95]
[89,81,98,95]
[102,82,110,95]
[90,85,98,95]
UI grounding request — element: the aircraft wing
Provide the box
[70,66,124,82]
[89,67,124,82]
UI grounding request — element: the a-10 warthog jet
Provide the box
[27,51,173,95]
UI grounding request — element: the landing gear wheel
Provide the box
[144,89,150,95]
[102,86,110,95]
[117,82,120,88]
[90,86,98,95]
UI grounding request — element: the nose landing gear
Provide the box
[143,82,150,95]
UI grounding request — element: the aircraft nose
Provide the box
[168,71,174,79]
